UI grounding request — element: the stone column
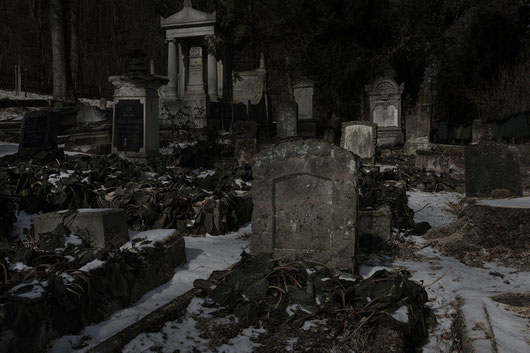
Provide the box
[166,39,177,98]
[177,41,186,99]
[207,50,218,101]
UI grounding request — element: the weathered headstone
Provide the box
[465,142,522,197]
[234,139,257,166]
[293,78,317,137]
[340,121,377,164]
[404,108,431,155]
[109,50,168,165]
[366,77,404,145]
[252,139,359,270]
[18,111,58,154]
[34,208,129,250]
[276,101,297,138]
[185,46,206,96]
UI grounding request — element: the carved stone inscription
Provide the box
[274,174,333,251]
[188,46,203,86]
[113,99,144,152]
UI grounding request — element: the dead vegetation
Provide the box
[424,203,530,270]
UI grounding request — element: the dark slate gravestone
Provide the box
[113,99,144,152]
[252,139,359,270]
[465,142,522,197]
[18,111,57,154]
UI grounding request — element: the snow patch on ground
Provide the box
[392,306,409,324]
[121,229,177,250]
[397,190,530,353]
[0,142,18,157]
[407,190,463,228]
[477,197,530,209]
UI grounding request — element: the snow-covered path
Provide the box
[395,190,530,353]
[49,225,251,353]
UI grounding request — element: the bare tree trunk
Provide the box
[50,0,74,101]
[66,0,79,91]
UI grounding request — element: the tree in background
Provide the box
[49,0,76,101]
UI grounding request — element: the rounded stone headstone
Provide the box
[252,139,359,270]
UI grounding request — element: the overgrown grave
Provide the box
[0,211,186,353]
[186,252,434,352]
[0,125,253,352]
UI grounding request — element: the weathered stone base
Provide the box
[34,208,129,249]
[64,126,112,155]
[160,96,208,129]
[114,152,167,173]
[415,145,465,182]
[377,127,403,146]
[404,137,431,155]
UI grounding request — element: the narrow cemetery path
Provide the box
[389,190,530,353]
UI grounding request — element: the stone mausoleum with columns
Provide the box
[159,0,232,128]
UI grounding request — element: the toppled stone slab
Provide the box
[252,139,359,270]
[34,208,129,250]
[425,197,530,270]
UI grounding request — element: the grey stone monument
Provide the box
[340,121,377,165]
[160,1,232,128]
[465,142,522,197]
[109,51,168,165]
[366,77,404,146]
[252,139,359,270]
[404,108,431,155]
[293,77,316,137]
[276,101,297,138]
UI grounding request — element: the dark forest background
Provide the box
[1,0,529,125]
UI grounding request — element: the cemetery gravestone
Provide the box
[293,78,317,137]
[18,111,58,154]
[109,50,168,165]
[276,101,297,138]
[252,139,359,270]
[113,99,144,152]
[465,142,522,197]
[340,121,377,164]
[366,77,404,145]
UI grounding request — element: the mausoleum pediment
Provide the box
[161,5,216,28]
